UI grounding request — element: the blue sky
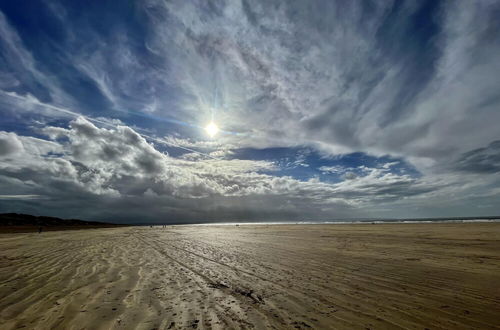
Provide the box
[0,0,499,223]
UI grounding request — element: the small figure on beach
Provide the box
[38,226,42,234]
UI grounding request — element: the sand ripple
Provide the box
[1,223,499,329]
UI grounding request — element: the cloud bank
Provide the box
[0,118,456,222]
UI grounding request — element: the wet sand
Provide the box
[1,223,499,329]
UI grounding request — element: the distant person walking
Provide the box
[38,226,42,234]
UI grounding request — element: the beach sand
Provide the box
[0,223,499,329]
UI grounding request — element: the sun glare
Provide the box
[205,122,219,137]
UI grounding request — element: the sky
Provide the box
[0,0,499,223]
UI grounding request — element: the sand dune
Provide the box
[0,223,499,329]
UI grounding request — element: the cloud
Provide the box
[319,166,346,174]
[3,1,499,168]
[0,195,42,200]
[342,172,357,181]
[454,141,500,174]
[0,131,23,156]
[1,1,500,220]
[134,1,500,168]
[0,118,451,221]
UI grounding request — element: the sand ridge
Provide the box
[0,223,499,329]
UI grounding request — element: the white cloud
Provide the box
[319,165,348,174]
[0,118,461,221]
[132,1,500,173]
[0,131,24,156]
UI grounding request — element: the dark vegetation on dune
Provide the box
[0,213,127,233]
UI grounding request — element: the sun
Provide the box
[205,122,219,137]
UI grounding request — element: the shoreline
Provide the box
[3,219,499,233]
[182,218,500,226]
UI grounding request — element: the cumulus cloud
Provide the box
[0,118,455,221]
[0,131,23,156]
